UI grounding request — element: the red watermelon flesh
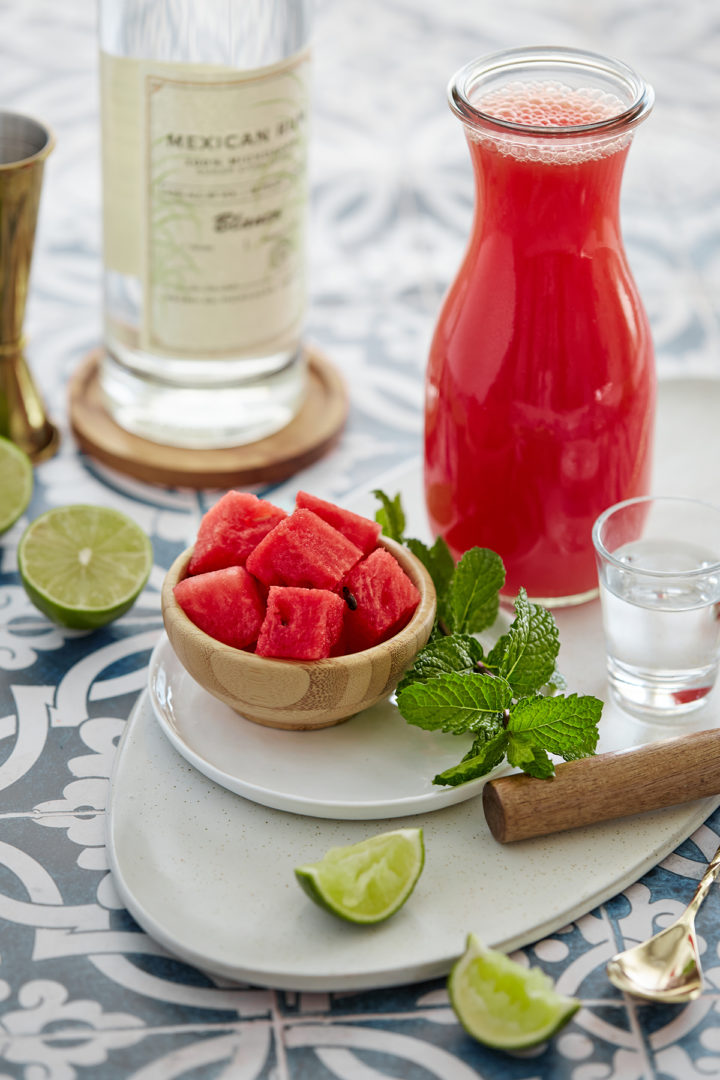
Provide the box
[342,548,421,648]
[187,491,286,576]
[174,566,265,649]
[256,586,345,660]
[295,491,381,555]
[246,509,363,590]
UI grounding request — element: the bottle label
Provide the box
[102,51,310,359]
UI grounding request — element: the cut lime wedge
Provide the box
[295,828,424,924]
[18,504,153,629]
[0,436,33,535]
[448,934,580,1050]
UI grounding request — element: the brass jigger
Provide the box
[0,110,59,462]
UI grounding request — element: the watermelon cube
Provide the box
[246,509,363,590]
[296,491,381,555]
[187,491,286,576]
[256,587,345,660]
[342,548,421,648]
[173,565,265,649]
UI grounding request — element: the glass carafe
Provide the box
[425,47,655,605]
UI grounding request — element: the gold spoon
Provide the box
[606,840,720,1003]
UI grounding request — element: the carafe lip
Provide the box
[449,45,654,140]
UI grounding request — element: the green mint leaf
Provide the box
[433,731,509,787]
[508,693,602,760]
[542,667,568,694]
[366,487,599,788]
[373,489,405,542]
[405,535,455,603]
[396,634,484,694]
[447,547,505,634]
[396,672,511,735]
[486,588,560,697]
[506,731,555,778]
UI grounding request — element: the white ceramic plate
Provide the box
[148,635,500,819]
[107,376,720,991]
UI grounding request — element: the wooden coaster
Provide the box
[68,348,348,489]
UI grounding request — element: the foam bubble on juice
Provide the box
[469,80,630,163]
[478,80,624,127]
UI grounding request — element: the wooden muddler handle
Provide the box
[482,728,720,843]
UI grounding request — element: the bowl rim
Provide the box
[160,533,437,672]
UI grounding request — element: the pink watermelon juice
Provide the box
[425,80,655,602]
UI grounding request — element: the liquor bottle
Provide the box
[98,0,312,448]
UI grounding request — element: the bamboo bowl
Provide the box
[160,536,436,730]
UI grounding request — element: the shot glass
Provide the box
[592,496,720,719]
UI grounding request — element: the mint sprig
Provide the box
[509,693,602,760]
[396,672,512,735]
[372,489,406,543]
[396,633,483,693]
[486,587,559,696]
[434,731,510,787]
[405,536,455,610]
[447,547,505,634]
[375,491,603,786]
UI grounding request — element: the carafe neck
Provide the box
[465,133,629,251]
[449,48,652,254]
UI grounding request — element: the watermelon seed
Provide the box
[342,586,358,611]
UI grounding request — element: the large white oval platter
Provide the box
[108,686,718,991]
[107,376,720,991]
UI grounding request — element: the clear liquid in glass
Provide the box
[599,538,720,717]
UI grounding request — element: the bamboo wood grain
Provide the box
[482,728,720,843]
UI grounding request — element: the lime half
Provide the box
[0,436,33,534]
[295,828,424,924]
[448,935,580,1050]
[18,504,153,629]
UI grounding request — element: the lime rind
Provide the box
[0,436,33,535]
[18,504,153,629]
[295,828,424,924]
[448,934,580,1050]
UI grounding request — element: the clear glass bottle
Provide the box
[425,47,655,606]
[98,0,311,448]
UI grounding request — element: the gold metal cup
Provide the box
[0,111,59,462]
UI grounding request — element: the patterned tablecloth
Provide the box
[2,0,720,1077]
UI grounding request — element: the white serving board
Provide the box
[107,376,720,991]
